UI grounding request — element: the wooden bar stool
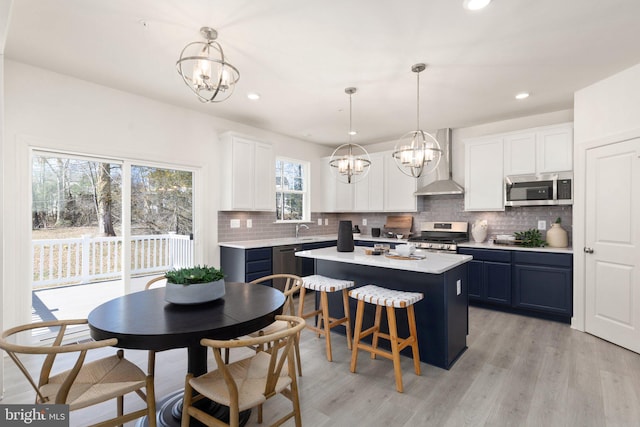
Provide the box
[298,275,354,362]
[349,284,423,393]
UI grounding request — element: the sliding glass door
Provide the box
[31,151,195,337]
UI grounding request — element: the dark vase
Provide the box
[337,220,354,252]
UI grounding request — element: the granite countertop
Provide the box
[295,246,472,275]
[219,235,408,249]
[458,241,573,254]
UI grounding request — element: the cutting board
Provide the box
[384,215,413,230]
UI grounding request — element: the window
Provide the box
[275,157,310,222]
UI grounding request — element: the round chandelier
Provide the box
[176,27,240,103]
[392,63,442,178]
[329,87,371,184]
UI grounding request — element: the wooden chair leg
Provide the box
[342,289,353,350]
[320,291,333,361]
[371,305,382,359]
[181,374,193,427]
[386,306,404,393]
[294,333,302,376]
[117,395,124,427]
[350,299,365,373]
[407,304,421,376]
[297,286,307,318]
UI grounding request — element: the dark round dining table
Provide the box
[88,281,285,427]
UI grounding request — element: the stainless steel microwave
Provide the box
[505,172,573,207]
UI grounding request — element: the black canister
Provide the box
[337,220,354,252]
[371,227,381,237]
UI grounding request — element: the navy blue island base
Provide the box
[313,258,469,370]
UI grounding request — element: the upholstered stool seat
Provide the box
[298,275,354,362]
[349,284,423,392]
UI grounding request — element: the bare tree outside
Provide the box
[31,153,194,290]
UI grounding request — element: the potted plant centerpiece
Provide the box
[164,265,226,304]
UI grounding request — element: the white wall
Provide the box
[2,60,329,331]
[572,62,640,331]
[0,55,5,399]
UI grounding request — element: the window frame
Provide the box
[275,156,310,223]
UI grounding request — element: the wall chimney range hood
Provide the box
[414,128,464,196]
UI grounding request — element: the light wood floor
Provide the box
[3,300,640,426]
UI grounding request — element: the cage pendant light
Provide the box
[392,63,442,178]
[176,27,240,103]
[329,87,371,184]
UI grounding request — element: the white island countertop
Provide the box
[295,246,472,275]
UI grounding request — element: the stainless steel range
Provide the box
[408,221,469,252]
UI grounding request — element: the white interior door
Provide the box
[585,137,640,353]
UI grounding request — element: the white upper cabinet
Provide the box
[503,123,573,175]
[354,152,384,212]
[383,152,417,212]
[320,150,415,212]
[536,124,573,173]
[465,137,505,211]
[504,132,537,175]
[220,132,275,211]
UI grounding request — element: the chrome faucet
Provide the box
[295,223,309,238]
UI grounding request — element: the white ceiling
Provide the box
[5,0,640,146]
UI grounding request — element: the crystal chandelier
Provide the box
[176,27,240,103]
[329,88,371,184]
[392,64,442,178]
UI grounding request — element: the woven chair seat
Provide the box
[302,275,354,292]
[349,284,423,308]
[188,350,291,412]
[41,354,147,410]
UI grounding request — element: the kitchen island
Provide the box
[295,246,472,370]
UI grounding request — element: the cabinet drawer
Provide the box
[246,247,272,262]
[246,271,272,285]
[246,259,271,274]
[458,248,511,263]
[513,251,572,268]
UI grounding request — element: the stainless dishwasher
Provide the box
[272,245,302,291]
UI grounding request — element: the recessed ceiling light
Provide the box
[463,0,492,11]
[515,92,530,100]
[348,130,357,136]
[247,92,260,100]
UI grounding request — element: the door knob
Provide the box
[584,247,594,254]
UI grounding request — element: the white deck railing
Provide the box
[32,233,194,288]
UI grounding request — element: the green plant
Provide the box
[554,217,562,224]
[514,228,547,247]
[165,265,224,285]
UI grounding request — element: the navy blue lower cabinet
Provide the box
[458,248,511,306]
[513,252,573,316]
[485,261,512,305]
[220,246,273,285]
[300,241,336,277]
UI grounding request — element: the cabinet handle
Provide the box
[584,247,594,254]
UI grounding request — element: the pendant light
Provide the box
[329,87,371,184]
[392,64,442,178]
[176,27,240,103]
